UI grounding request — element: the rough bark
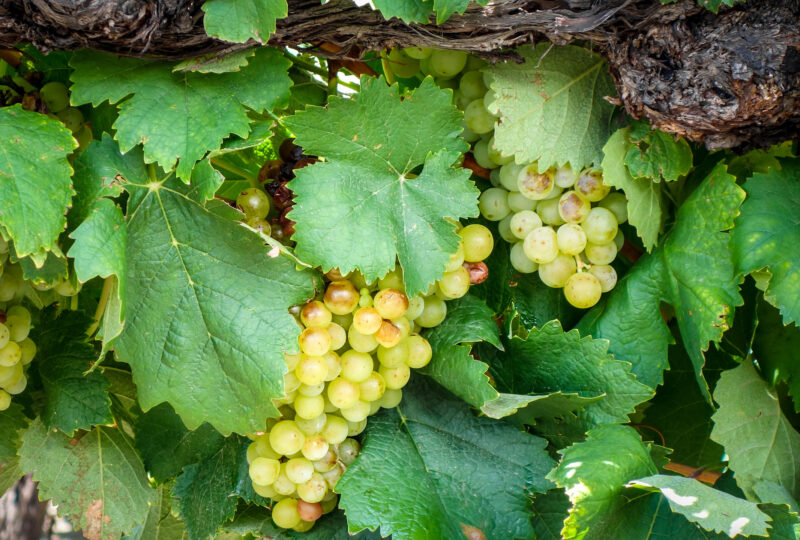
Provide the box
[0,0,798,150]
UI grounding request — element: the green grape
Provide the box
[554,165,578,188]
[297,500,324,522]
[269,420,306,456]
[296,413,327,436]
[373,289,409,319]
[273,498,302,529]
[352,307,382,335]
[0,323,9,350]
[429,50,468,78]
[4,374,26,395]
[56,107,84,134]
[405,295,425,320]
[40,82,69,113]
[403,46,432,60]
[75,125,94,153]
[392,315,412,340]
[321,415,349,445]
[445,242,465,272]
[340,350,373,383]
[613,229,625,250]
[498,215,517,243]
[464,98,495,134]
[0,342,21,367]
[588,264,618,292]
[575,170,610,202]
[323,280,359,315]
[487,136,513,166]
[347,325,378,353]
[294,395,325,419]
[253,434,281,459]
[564,272,602,309]
[377,267,403,292]
[326,323,346,351]
[523,226,558,264]
[359,372,386,402]
[379,363,410,389]
[323,352,342,381]
[558,191,591,224]
[415,295,446,328]
[236,188,270,219]
[472,139,497,170]
[374,320,402,348]
[0,390,9,411]
[54,279,80,297]
[295,355,328,386]
[582,207,619,244]
[0,266,22,302]
[510,241,538,273]
[405,335,432,369]
[297,473,327,503]
[292,519,315,533]
[273,467,296,495]
[246,217,271,235]
[459,70,487,101]
[377,340,408,367]
[556,223,587,255]
[337,438,361,466]
[499,162,523,192]
[598,192,628,223]
[490,168,502,188]
[251,482,279,499]
[536,198,565,226]
[299,327,331,356]
[285,457,315,484]
[517,165,554,200]
[301,301,332,328]
[538,254,577,288]
[458,224,494,262]
[436,77,459,90]
[327,377,360,409]
[249,457,280,486]
[460,121,481,142]
[507,191,537,212]
[584,241,618,265]
[386,48,420,78]
[312,447,337,472]
[437,267,470,300]
[510,210,543,240]
[322,463,345,490]
[284,371,301,393]
[478,187,510,221]
[379,388,403,409]
[0,237,8,254]
[340,399,370,422]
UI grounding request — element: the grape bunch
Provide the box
[38,82,93,153]
[0,304,36,411]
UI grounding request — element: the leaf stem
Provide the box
[209,157,258,188]
[87,276,113,336]
[243,223,313,269]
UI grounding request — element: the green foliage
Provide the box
[486,44,617,171]
[625,121,693,183]
[202,0,288,43]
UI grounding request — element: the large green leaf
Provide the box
[284,76,475,297]
[125,485,188,540]
[486,44,617,171]
[70,48,291,180]
[625,121,693,183]
[0,404,28,493]
[711,361,800,501]
[754,300,800,413]
[115,177,317,435]
[69,198,127,293]
[134,402,225,483]
[202,0,288,43]
[226,508,383,539]
[601,127,666,251]
[629,475,770,537]
[34,308,113,435]
[0,105,76,259]
[172,436,245,540]
[731,158,800,325]
[578,163,744,392]
[19,418,155,540]
[337,377,554,540]
[489,321,653,426]
[421,294,500,407]
[547,424,660,539]
[531,489,570,540]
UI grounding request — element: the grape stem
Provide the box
[244,223,313,269]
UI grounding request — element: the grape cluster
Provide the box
[0,304,36,411]
[247,277,434,531]
[38,82,93,153]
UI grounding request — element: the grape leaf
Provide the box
[69,198,127,295]
[124,485,188,540]
[19,418,155,540]
[226,507,383,539]
[753,300,800,413]
[547,424,660,539]
[710,361,800,501]
[17,250,68,286]
[0,105,76,259]
[488,321,653,426]
[202,0,288,43]
[173,49,255,74]
[70,48,291,180]
[0,403,27,461]
[34,308,113,435]
[731,158,800,325]
[486,44,617,171]
[337,376,554,540]
[134,402,225,483]
[284,76,475,297]
[114,177,317,435]
[532,489,570,540]
[172,436,245,540]
[628,475,771,537]
[602,127,665,251]
[578,163,744,392]
[421,294,500,407]
[625,122,693,183]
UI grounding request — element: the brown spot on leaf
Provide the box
[84,499,111,540]
[461,523,486,540]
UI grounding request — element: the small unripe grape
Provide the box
[459,70,487,101]
[273,468,296,496]
[487,136,513,166]
[436,267,470,300]
[582,207,619,245]
[249,457,280,486]
[347,326,378,353]
[251,482,279,499]
[584,241,618,265]
[321,415,349,445]
[554,165,578,188]
[337,438,361,466]
[56,107,84,134]
[373,289,409,319]
[385,48,420,78]
[498,215,516,243]
[236,188,270,219]
[479,188,510,221]
[322,352,341,381]
[379,363,411,389]
[301,301,332,328]
[272,498,302,529]
[537,198,565,226]
[340,350,373,383]
[295,355,328,386]
[352,307,382,335]
[510,210,543,240]
[588,264,618,293]
[269,421,306,456]
[294,394,325,419]
[299,327,332,356]
[538,254,577,288]
[327,377,361,409]
[429,49,468,78]
[295,413,327,436]
[359,371,387,402]
[564,272,603,309]
[415,295,447,328]
[297,473,328,503]
[322,463,345,490]
[598,192,628,223]
[403,47,432,60]
[377,340,408,368]
[510,242,538,273]
[246,217,271,235]
[472,139,497,170]
[380,388,403,409]
[458,224,494,262]
[4,374,25,395]
[405,335,432,369]
[340,400,371,423]
[285,457,315,484]
[556,223,587,255]
[464,98,495,134]
[326,323,346,351]
[0,359,22,388]
[523,227,558,264]
[445,242,465,272]
[40,82,69,113]
[507,191,537,212]
[0,342,21,367]
[301,435,330,461]
[0,389,11,411]
[324,280,359,315]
